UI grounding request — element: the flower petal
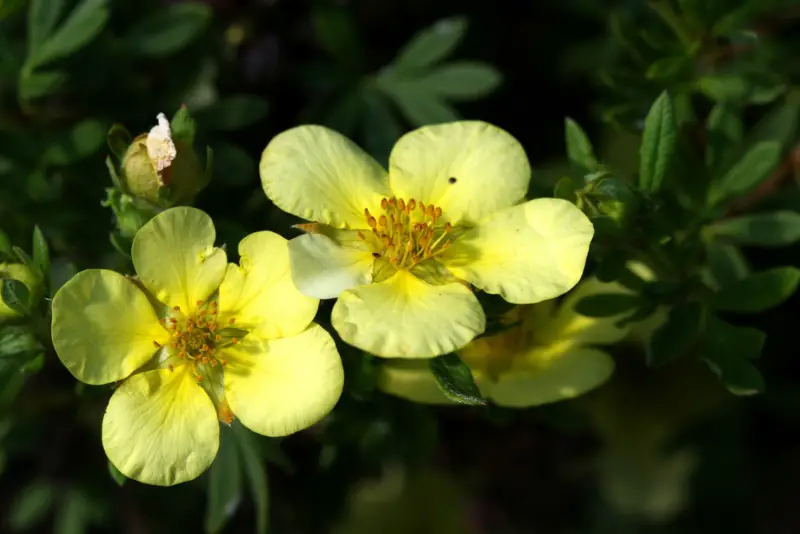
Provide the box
[219,231,318,339]
[331,270,485,358]
[378,360,455,405]
[51,269,169,385]
[102,368,219,486]
[223,324,343,437]
[545,278,631,345]
[489,346,614,407]
[132,207,227,315]
[260,125,391,228]
[388,121,530,224]
[288,233,374,299]
[444,198,594,304]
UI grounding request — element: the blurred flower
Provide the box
[378,277,629,407]
[0,262,40,320]
[121,113,207,206]
[260,121,594,359]
[50,207,343,486]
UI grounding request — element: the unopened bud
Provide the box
[0,262,39,319]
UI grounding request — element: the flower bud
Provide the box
[121,113,208,206]
[0,262,39,319]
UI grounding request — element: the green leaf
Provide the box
[205,427,243,534]
[361,88,402,166]
[27,0,66,55]
[1,279,31,316]
[709,211,800,247]
[49,260,77,298]
[0,325,42,359]
[231,423,269,534]
[646,301,703,367]
[170,105,196,144]
[391,16,468,73]
[429,353,487,406]
[748,96,799,150]
[53,490,94,534]
[553,176,578,203]
[701,315,765,395]
[124,3,211,56]
[31,226,49,279]
[27,0,109,69]
[381,81,460,127]
[639,90,676,192]
[564,118,598,173]
[107,459,126,486]
[197,96,269,132]
[706,103,742,172]
[44,118,106,166]
[698,74,785,105]
[645,56,688,79]
[212,143,255,187]
[712,266,800,313]
[312,5,362,67]
[705,242,749,289]
[8,480,57,530]
[708,141,781,205]
[106,124,131,161]
[416,62,502,100]
[574,293,640,317]
[18,70,67,100]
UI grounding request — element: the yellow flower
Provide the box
[260,122,594,358]
[51,207,344,486]
[378,278,629,407]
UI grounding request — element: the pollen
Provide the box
[361,196,455,269]
[158,299,239,372]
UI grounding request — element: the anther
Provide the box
[408,199,416,211]
[229,318,236,324]
[398,199,406,211]
[368,216,377,228]
[231,338,239,344]
[379,215,387,227]
[153,341,161,348]
[445,222,453,232]
[434,207,442,218]
[426,205,435,217]
[381,198,389,209]
[364,208,372,218]
[173,305,180,311]
[216,335,222,341]
[168,364,174,372]
[196,300,204,307]
[220,359,228,366]
[357,231,366,240]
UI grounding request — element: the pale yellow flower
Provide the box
[260,122,594,358]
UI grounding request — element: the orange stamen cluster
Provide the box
[360,197,453,269]
[156,300,236,382]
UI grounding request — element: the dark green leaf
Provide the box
[107,460,126,486]
[708,141,781,205]
[312,6,362,67]
[391,16,468,73]
[18,70,67,100]
[53,490,95,534]
[49,260,77,298]
[706,104,742,172]
[429,353,487,406]
[205,427,243,534]
[28,0,109,68]
[197,96,269,132]
[646,301,703,367]
[106,123,131,161]
[698,73,785,105]
[417,62,502,100]
[124,3,211,56]
[361,89,402,167]
[553,176,577,203]
[27,0,66,55]
[701,315,765,395]
[712,266,800,313]
[709,211,800,247]
[748,96,799,150]
[381,80,460,126]
[171,106,196,144]
[574,293,640,317]
[564,118,598,173]
[645,56,688,79]
[1,279,31,315]
[8,481,57,530]
[0,325,42,359]
[639,91,676,192]
[31,226,49,279]
[231,423,269,534]
[705,242,749,289]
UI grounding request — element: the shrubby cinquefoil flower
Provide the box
[260,121,594,358]
[378,278,629,406]
[51,207,343,486]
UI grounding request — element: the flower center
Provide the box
[360,197,454,269]
[156,300,240,382]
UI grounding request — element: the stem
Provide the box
[649,0,694,48]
